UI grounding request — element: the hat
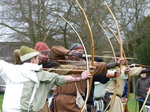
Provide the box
[69,43,83,50]
[82,56,103,62]
[13,49,23,64]
[20,46,41,62]
[94,57,103,62]
[34,42,50,53]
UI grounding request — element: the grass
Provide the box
[0,93,4,112]
[0,93,146,112]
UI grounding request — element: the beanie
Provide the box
[20,46,41,62]
[13,49,23,64]
[34,42,50,53]
[69,43,83,50]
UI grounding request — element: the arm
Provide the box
[51,46,70,60]
[93,62,108,76]
[106,58,125,69]
[64,71,91,83]
[106,70,121,78]
[140,68,150,73]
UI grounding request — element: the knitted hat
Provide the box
[34,42,50,53]
[20,46,41,62]
[69,43,83,50]
[13,49,23,64]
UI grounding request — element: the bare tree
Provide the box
[0,0,150,56]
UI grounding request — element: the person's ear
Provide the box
[31,57,36,63]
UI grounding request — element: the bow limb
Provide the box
[98,22,118,111]
[98,22,116,62]
[103,1,123,111]
[104,23,120,45]
[58,14,89,112]
[104,22,130,111]
[36,16,58,51]
[59,15,89,112]
[140,87,150,112]
[42,15,58,43]
[58,14,89,69]
[74,0,94,64]
[74,0,94,111]
[122,51,130,112]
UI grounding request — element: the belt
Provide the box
[95,97,104,100]
[55,93,76,96]
[106,92,121,97]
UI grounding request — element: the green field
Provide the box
[0,93,4,112]
[0,93,146,112]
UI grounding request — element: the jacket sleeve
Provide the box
[36,70,66,86]
[51,46,70,60]
[135,79,140,96]
[93,62,108,76]
[129,67,143,76]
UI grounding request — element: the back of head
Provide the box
[20,46,41,62]
[34,42,50,53]
[13,49,23,64]
[69,43,83,51]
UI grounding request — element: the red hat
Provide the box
[34,42,50,53]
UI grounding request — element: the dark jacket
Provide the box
[135,76,150,98]
[86,73,110,105]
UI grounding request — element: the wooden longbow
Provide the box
[140,88,150,112]
[73,0,94,111]
[104,22,130,112]
[103,1,123,112]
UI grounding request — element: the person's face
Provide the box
[141,73,146,78]
[38,52,49,64]
[40,53,49,58]
[74,49,84,54]
[72,49,84,60]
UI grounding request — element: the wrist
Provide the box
[80,77,83,80]
[114,71,117,77]
[106,62,119,69]
[67,51,71,56]
[72,75,83,82]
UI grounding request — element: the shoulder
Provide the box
[137,78,141,82]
